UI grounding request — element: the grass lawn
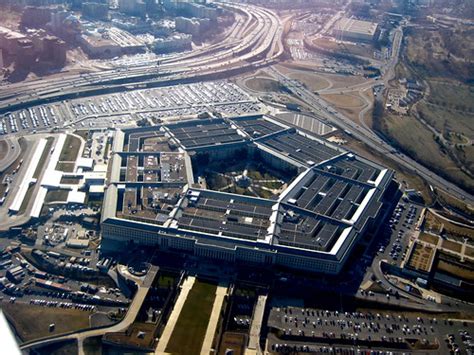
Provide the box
[165,280,217,354]
[18,184,35,215]
[0,139,8,160]
[33,137,54,179]
[441,239,462,253]
[321,92,364,108]
[74,130,90,141]
[157,274,176,289]
[56,161,76,172]
[437,259,474,282]
[287,71,330,91]
[59,134,81,162]
[245,78,282,93]
[419,233,439,246]
[35,340,78,355]
[381,114,473,192]
[44,189,69,203]
[1,302,91,342]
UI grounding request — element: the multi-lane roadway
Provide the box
[0,2,283,115]
[0,1,471,206]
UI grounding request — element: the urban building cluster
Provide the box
[0,0,227,70]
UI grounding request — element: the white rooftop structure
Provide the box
[333,17,379,42]
[76,157,94,170]
[67,190,86,204]
[9,139,47,213]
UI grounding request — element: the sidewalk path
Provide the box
[200,282,229,355]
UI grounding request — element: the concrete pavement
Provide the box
[200,282,229,355]
[247,294,267,354]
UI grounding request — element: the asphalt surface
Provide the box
[20,265,158,353]
[268,306,474,354]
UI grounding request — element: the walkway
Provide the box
[200,282,229,355]
[154,276,196,354]
[246,294,267,354]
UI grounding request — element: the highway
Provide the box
[0,2,283,115]
[266,19,473,206]
[1,1,471,206]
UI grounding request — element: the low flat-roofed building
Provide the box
[77,157,94,171]
[79,32,121,58]
[101,115,394,274]
[67,190,87,204]
[333,17,379,42]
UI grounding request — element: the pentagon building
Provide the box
[101,115,394,274]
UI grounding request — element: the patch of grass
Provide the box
[245,78,282,93]
[33,137,54,179]
[288,71,330,91]
[1,303,91,342]
[74,130,89,141]
[321,92,364,108]
[423,212,443,233]
[165,280,217,354]
[44,189,69,203]
[441,239,462,253]
[380,114,473,193]
[0,139,8,160]
[252,187,274,199]
[34,340,78,355]
[82,336,102,355]
[425,210,474,242]
[60,176,81,185]
[157,275,176,289]
[56,161,75,172]
[59,135,81,162]
[18,184,35,215]
[419,233,439,245]
[437,259,474,282]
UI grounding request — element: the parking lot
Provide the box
[1,105,62,135]
[376,202,421,266]
[0,81,262,135]
[267,306,474,354]
[0,241,129,320]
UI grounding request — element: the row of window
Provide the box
[103,223,342,273]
